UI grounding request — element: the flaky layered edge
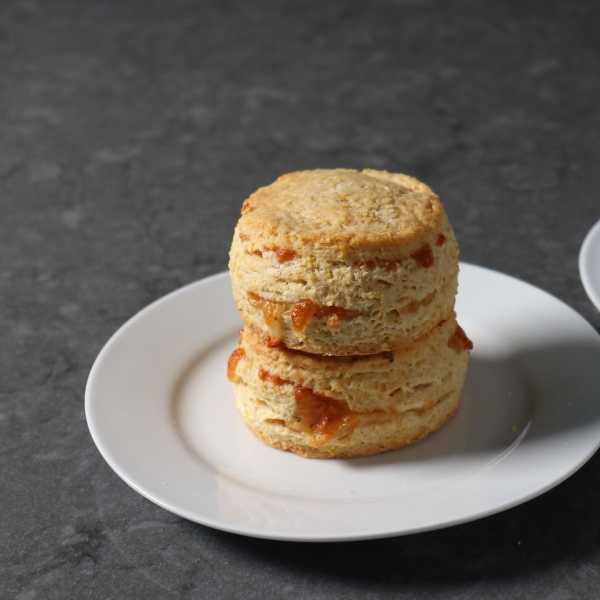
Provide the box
[230,215,458,355]
[227,317,472,458]
[235,385,461,459]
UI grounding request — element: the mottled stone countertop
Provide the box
[2,0,600,598]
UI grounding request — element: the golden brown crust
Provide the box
[234,315,470,414]
[229,316,471,457]
[229,169,458,356]
[227,168,468,459]
[238,169,442,255]
[247,428,433,459]
[238,389,460,459]
[242,316,457,375]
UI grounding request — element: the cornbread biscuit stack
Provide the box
[228,169,472,458]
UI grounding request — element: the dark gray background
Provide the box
[2,0,600,598]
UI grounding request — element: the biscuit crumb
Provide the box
[511,426,518,432]
[349,490,355,494]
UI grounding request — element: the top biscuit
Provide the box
[229,169,459,355]
[238,169,441,259]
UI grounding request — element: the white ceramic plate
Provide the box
[85,263,600,542]
[580,217,600,313]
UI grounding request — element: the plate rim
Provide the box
[85,263,600,542]
[579,217,600,313]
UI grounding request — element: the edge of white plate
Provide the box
[579,217,600,313]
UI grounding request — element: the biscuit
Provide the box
[229,169,459,355]
[227,314,472,458]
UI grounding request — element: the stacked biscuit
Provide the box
[228,169,472,458]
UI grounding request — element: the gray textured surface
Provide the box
[2,0,600,598]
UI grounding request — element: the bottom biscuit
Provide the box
[228,315,471,458]
[234,383,461,459]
